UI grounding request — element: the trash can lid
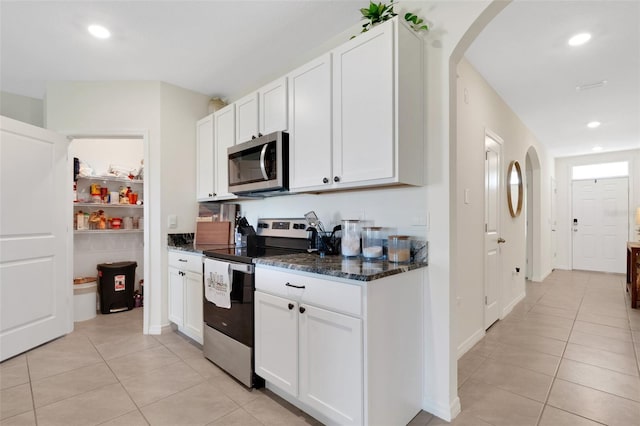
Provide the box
[97,261,137,270]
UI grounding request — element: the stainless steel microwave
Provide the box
[228,131,289,195]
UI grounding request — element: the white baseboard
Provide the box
[147,325,162,335]
[502,291,526,318]
[457,328,485,359]
[422,396,461,422]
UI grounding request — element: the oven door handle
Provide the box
[227,262,254,275]
[259,143,269,181]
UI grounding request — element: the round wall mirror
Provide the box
[507,160,523,218]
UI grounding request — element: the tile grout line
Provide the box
[534,274,588,426]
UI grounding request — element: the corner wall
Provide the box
[455,58,554,356]
[1,91,44,127]
[44,81,209,334]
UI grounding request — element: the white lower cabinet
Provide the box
[168,251,203,344]
[255,266,421,426]
[298,304,362,425]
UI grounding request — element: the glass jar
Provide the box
[341,219,362,257]
[388,235,411,263]
[362,227,384,259]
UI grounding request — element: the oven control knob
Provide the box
[299,306,306,314]
[288,303,294,310]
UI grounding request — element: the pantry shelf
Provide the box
[74,229,143,235]
[74,203,143,209]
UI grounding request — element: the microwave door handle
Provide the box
[259,144,269,181]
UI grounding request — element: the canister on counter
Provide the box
[388,235,411,263]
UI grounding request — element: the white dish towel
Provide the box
[204,259,231,309]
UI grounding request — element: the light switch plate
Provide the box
[168,214,177,229]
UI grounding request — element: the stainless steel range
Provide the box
[202,218,310,387]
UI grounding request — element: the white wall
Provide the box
[45,81,209,334]
[1,91,44,127]
[454,58,554,356]
[71,138,143,177]
[555,149,640,269]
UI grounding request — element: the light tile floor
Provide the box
[415,269,640,426]
[1,270,639,425]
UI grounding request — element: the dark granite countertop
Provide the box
[168,242,233,255]
[255,253,427,282]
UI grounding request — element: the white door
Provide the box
[1,117,71,361]
[332,20,394,185]
[484,134,502,329]
[299,304,363,426]
[288,53,333,191]
[254,291,298,397]
[572,177,628,273]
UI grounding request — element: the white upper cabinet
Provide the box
[196,114,215,200]
[331,18,423,189]
[290,18,423,192]
[235,78,288,145]
[288,54,333,191]
[213,104,237,200]
[235,92,259,145]
[260,78,288,135]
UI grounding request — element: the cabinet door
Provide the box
[235,92,259,144]
[168,267,184,327]
[196,114,215,200]
[332,21,394,185]
[259,77,288,135]
[254,291,298,397]
[183,271,203,344]
[214,104,237,199]
[288,54,333,191]
[299,304,363,426]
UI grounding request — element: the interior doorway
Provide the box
[67,133,149,334]
[484,131,503,329]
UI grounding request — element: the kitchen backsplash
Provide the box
[167,233,194,247]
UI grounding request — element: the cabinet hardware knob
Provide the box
[299,306,306,314]
[285,282,306,289]
[288,303,294,310]
[333,176,340,182]
[258,132,263,137]
[322,177,329,184]
[497,237,506,244]
[179,259,187,262]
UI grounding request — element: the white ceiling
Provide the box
[465,0,640,158]
[1,1,638,159]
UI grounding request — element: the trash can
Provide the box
[73,279,97,322]
[97,261,137,314]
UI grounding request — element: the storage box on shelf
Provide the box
[74,176,143,233]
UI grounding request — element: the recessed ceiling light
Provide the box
[592,146,603,152]
[88,24,111,39]
[568,32,591,46]
[587,121,601,129]
[576,80,608,92]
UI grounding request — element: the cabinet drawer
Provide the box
[256,267,362,317]
[168,251,202,273]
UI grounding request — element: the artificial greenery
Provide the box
[356,0,429,37]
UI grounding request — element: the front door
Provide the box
[484,133,502,329]
[1,117,71,361]
[572,177,629,273]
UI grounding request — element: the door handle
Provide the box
[497,237,506,244]
[259,144,269,181]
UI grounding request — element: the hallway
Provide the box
[422,269,640,425]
